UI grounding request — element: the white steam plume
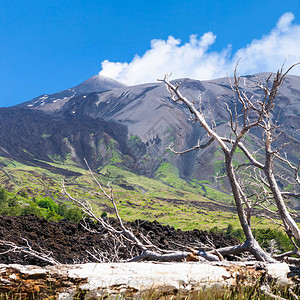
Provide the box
[99,12,300,84]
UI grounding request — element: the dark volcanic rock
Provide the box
[0,215,237,266]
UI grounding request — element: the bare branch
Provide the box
[221,137,265,169]
[256,214,284,228]
[62,160,224,262]
[167,137,214,155]
[161,70,278,263]
[274,249,300,260]
[158,76,230,152]
[0,239,60,265]
[281,192,300,199]
[274,153,300,185]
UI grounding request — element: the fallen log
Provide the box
[0,261,296,299]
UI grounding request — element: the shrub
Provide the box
[225,224,293,253]
[37,197,58,211]
[57,203,68,216]
[0,188,7,204]
[226,224,244,242]
[253,228,293,253]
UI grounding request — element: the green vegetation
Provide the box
[101,138,123,165]
[253,228,294,254]
[0,187,82,222]
[0,154,296,257]
[155,162,233,203]
[224,224,294,254]
[0,187,21,216]
[129,135,146,153]
[0,156,293,236]
[49,153,62,163]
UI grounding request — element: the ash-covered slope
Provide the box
[1,73,299,183]
[18,75,126,111]
[21,74,300,140]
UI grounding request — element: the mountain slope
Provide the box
[0,107,128,176]
[0,73,299,195]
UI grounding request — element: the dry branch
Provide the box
[0,238,60,265]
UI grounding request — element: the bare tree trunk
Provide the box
[225,154,253,241]
[265,163,300,245]
[225,154,276,262]
[261,123,300,246]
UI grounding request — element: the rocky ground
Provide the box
[0,215,237,266]
[1,215,300,299]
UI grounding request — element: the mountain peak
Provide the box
[72,75,126,94]
[17,74,126,110]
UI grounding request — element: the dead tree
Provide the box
[230,64,300,258]
[157,64,299,262]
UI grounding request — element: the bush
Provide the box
[0,188,7,204]
[101,211,108,218]
[0,187,83,223]
[57,203,68,216]
[0,188,22,216]
[7,196,18,207]
[37,197,58,211]
[226,224,244,242]
[253,228,293,253]
[210,226,222,235]
[225,224,293,253]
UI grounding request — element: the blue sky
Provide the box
[1,0,300,107]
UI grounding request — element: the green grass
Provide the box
[0,156,285,231]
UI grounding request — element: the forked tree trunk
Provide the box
[225,153,276,262]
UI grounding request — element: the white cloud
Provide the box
[99,12,300,84]
[232,12,300,75]
[276,12,295,32]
